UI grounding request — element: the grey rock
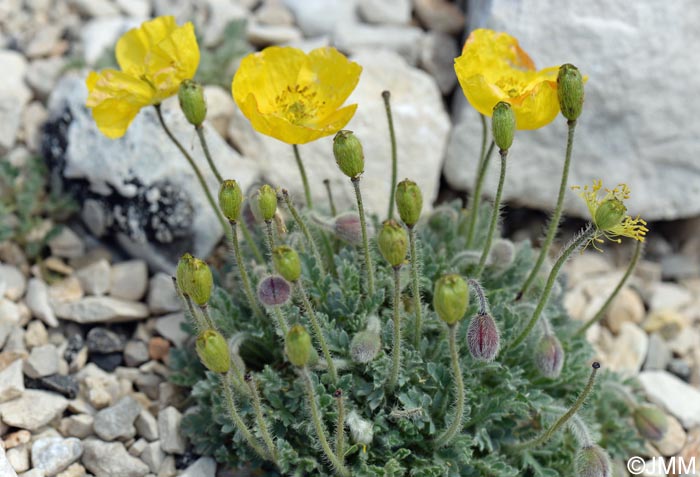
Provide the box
[25,57,67,100]
[82,439,149,477]
[110,260,148,301]
[67,0,119,17]
[153,313,188,348]
[0,389,68,431]
[335,22,425,65]
[87,327,125,353]
[282,0,357,37]
[24,319,48,348]
[419,31,459,95]
[201,0,248,47]
[6,444,28,472]
[20,101,48,153]
[246,22,302,47]
[54,296,149,324]
[179,457,216,477]
[25,279,58,327]
[25,24,63,58]
[24,344,60,378]
[93,396,142,441]
[447,0,700,220]
[124,340,149,367]
[140,441,164,473]
[147,274,180,315]
[58,414,94,438]
[358,0,411,24]
[254,0,295,26]
[4,326,25,352]
[0,50,31,154]
[157,406,186,454]
[644,333,672,371]
[639,370,700,428]
[76,259,111,296]
[661,253,700,281]
[134,409,159,441]
[31,437,83,476]
[29,374,79,399]
[0,359,24,403]
[115,0,150,17]
[0,300,21,325]
[0,446,18,477]
[129,438,147,456]
[48,227,85,259]
[90,352,123,372]
[0,264,26,300]
[0,322,13,348]
[414,0,465,34]
[668,358,691,381]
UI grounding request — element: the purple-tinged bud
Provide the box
[334,212,364,246]
[350,330,381,363]
[633,406,668,442]
[467,313,500,361]
[575,445,612,477]
[534,334,565,378]
[257,275,292,307]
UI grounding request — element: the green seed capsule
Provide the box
[257,184,278,221]
[285,324,312,367]
[185,258,213,306]
[377,219,408,267]
[218,180,244,222]
[195,329,230,373]
[333,130,365,179]
[595,199,626,231]
[558,63,584,121]
[633,406,668,442]
[433,274,469,325]
[492,101,516,151]
[272,245,302,282]
[395,179,423,227]
[178,79,207,127]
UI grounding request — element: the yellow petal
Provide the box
[149,22,200,101]
[90,98,144,139]
[509,79,559,130]
[303,47,362,117]
[116,16,178,76]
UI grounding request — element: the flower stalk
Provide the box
[282,189,326,276]
[245,372,278,462]
[292,145,313,209]
[334,389,346,465]
[229,221,264,319]
[297,280,338,384]
[435,324,465,447]
[387,266,403,392]
[195,126,223,183]
[465,115,494,249]
[221,372,270,461]
[352,177,375,297]
[475,149,508,277]
[383,91,398,220]
[409,227,422,348]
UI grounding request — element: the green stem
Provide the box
[229,221,264,319]
[198,304,216,330]
[465,115,494,249]
[245,373,278,462]
[509,225,595,350]
[335,389,346,464]
[239,220,265,265]
[387,266,402,392]
[301,368,350,477]
[154,105,229,239]
[264,220,275,260]
[323,179,337,216]
[272,306,289,336]
[282,190,326,277]
[519,120,577,299]
[383,91,398,220]
[475,149,508,277]
[172,277,205,332]
[195,125,223,183]
[512,363,600,451]
[435,324,465,447]
[409,227,423,349]
[574,240,643,337]
[220,372,269,461]
[352,177,375,297]
[297,280,338,384]
[293,144,313,209]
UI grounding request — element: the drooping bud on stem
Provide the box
[492,101,515,151]
[195,329,230,373]
[534,333,565,378]
[433,274,468,325]
[558,64,584,121]
[180,256,213,306]
[218,180,244,222]
[257,184,278,221]
[467,313,500,361]
[395,179,423,227]
[377,219,408,267]
[285,324,312,367]
[333,130,365,179]
[257,275,292,307]
[575,444,612,477]
[333,212,365,246]
[633,405,668,442]
[178,79,207,127]
[272,246,301,282]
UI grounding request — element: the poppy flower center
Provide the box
[276,84,324,126]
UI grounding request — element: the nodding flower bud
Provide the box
[257,275,292,307]
[350,330,381,363]
[346,410,374,447]
[377,219,408,267]
[487,238,515,269]
[395,179,423,227]
[594,199,626,232]
[534,334,565,378]
[176,253,195,295]
[575,445,612,477]
[333,130,365,179]
[195,329,230,373]
[558,63,584,121]
[334,212,365,246]
[257,184,277,221]
[272,245,301,282]
[285,324,312,367]
[218,180,244,222]
[182,257,213,306]
[178,79,207,127]
[492,101,515,151]
[433,274,468,325]
[467,312,500,361]
[633,406,668,442]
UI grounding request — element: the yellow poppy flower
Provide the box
[86,16,200,139]
[454,29,560,130]
[572,180,648,251]
[232,46,362,145]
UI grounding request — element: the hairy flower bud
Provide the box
[350,330,381,363]
[257,184,277,221]
[575,445,612,477]
[558,63,584,121]
[395,179,423,227]
[334,212,365,246]
[272,245,301,282]
[346,410,374,446]
[176,253,195,295]
[467,312,500,361]
[377,219,408,267]
[487,238,515,269]
[594,199,626,232]
[218,180,244,222]
[181,257,213,306]
[257,275,292,307]
[285,324,312,367]
[178,79,207,127]
[633,406,668,442]
[534,334,565,378]
[333,130,365,178]
[492,101,515,151]
[195,329,230,373]
[433,274,468,325]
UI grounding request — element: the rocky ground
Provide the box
[1,0,700,476]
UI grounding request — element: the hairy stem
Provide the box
[387,266,403,392]
[221,372,269,460]
[282,190,326,277]
[335,390,346,464]
[264,220,275,261]
[468,279,488,315]
[352,177,375,297]
[383,90,398,220]
[323,179,337,216]
[409,227,423,348]
[245,373,278,462]
[519,120,577,299]
[435,324,465,447]
[272,306,289,336]
[239,219,265,264]
[465,114,495,249]
[195,125,223,183]
[293,144,313,209]
[198,304,216,330]
[229,221,264,319]
[172,277,205,332]
[297,280,338,384]
[475,149,508,277]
